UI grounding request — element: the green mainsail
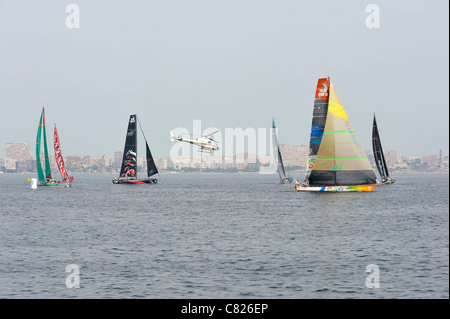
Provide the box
[35,109,45,181]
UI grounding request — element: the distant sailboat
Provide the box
[372,114,395,184]
[54,124,73,187]
[35,107,60,186]
[112,114,159,184]
[272,118,292,183]
[295,77,377,192]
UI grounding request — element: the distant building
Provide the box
[101,154,111,166]
[385,150,403,166]
[439,148,444,164]
[66,155,82,170]
[421,154,438,166]
[113,151,123,169]
[4,158,17,172]
[442,156,449,169]
[155,157,168,170]
[5,143,34,172]
[137,156,146,171]
[25,159,36,172]
[82,155,95,167]
[49,154,58,173]
[6,143,32,161]
[279,144,309,168]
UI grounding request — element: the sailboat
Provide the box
[112,114,159,184]
[35,107,60,186]
[272,118,293,183]
[295,77,377,192]
[54,124,74,187]
[372,114,395,184]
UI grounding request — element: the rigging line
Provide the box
[136,115,148,144]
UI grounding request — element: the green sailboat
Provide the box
[36,107,60,186]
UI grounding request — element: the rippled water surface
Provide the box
[0,173,448,298]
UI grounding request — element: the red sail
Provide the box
[54,124,71,182]
[314,77,329,101]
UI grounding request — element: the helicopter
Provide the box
[170,130,220,154]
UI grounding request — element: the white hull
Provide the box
[295,184,375,192]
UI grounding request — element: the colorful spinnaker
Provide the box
[296,78,377,192]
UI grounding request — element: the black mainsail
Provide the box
[142,121,158,178]
[372,114,395,184]
[119,114,138,179]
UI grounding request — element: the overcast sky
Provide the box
[0,0,448,159]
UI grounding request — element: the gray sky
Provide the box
[0,0,448,159]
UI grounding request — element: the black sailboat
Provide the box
[372,114,395,184]
[112,114,159,184]
[272,118,292,183]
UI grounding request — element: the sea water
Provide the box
[0,173,448,298]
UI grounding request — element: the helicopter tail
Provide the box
[170,131,177,142]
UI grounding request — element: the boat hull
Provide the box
[295,184,375,192]
[280,177,293,184]
[39,180,60,186]
[113,178,158,184]
[382,178,396,185]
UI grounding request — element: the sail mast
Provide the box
[41,108,53,179]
